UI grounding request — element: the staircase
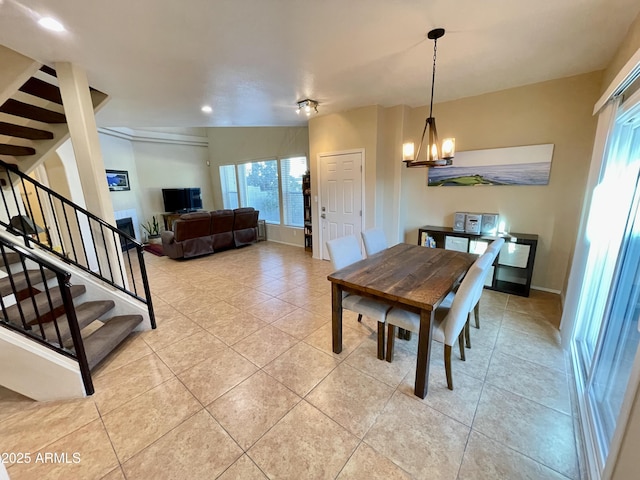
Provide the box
[0,51,155,401]
[0,63,108,178]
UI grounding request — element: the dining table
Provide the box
[328,243,477,399]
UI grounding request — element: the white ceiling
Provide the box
[0,0,638,128]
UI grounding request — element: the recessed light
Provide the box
[38,17,65,32]
[201,105,212,114]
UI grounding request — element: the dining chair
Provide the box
[472,237,505,329]
[361,228,388,256]
[385,258,487,389]
[326,235,392,359]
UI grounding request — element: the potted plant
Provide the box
[141,216,161,244]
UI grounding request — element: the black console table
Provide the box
[417,225,538,297]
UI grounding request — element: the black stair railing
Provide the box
[0,159,155,328]
[0,237,94,395]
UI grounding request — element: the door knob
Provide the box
[321,213,326,219]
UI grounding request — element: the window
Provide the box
[219,165,239,209]
[280,156,307,227]
[220,156,308,227]
[238,160,280,223]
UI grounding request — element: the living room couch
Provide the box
[160,208,259,259]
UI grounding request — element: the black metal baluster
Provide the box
[57,272,93,395]
[100,223,115,283]
[39,265,63,346]
[47,193,64,257]
[125,240,138,296]
[61,202,78,262]
[137,245,156,329]
[76,210,95,274]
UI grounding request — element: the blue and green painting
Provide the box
[427,144,554,187]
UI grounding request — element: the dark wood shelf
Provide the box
[303,173,312,252]
[418,225,538,297]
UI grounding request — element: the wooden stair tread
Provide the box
[3,284,86,325]
[42,300,115,347]
[19,77,63,105]
[0,122,54,140]
[0,252,21,268]
[0,144,36,156]
[85,315,142,370]
[0,268,57,296]
[0,99,66,124]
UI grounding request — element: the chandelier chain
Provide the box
[429,37,438,119]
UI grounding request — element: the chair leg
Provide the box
[444,345,453,390]
[458,331,466,361]
[357,314,362,323]
[465,315,471,349]
[386,324,396,362]
[474,302,480,329]
[377,322,385,360]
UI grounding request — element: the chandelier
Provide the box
[403,28,455,168]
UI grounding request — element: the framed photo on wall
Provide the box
[106,169,130,191]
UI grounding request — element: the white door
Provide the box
[319,151,363,260]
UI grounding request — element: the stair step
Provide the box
[0,121,54,140]
[0,268,57,296]
[41,300,115,347]
[0,252,21,268]
[84,315,143,370]
[0,99,66,124]
[39,65,57,77]
[3,284,86,325]
[19,77,63,105]
[0,144,35,156]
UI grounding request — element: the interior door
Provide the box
[319,151,363,260]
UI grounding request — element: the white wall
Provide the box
[99,128,212,232]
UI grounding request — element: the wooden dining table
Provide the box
[328,243,477,399]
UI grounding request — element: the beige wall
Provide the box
[309,73,601,291]
[402,72,602,292]
[602,12,640,93]
[207,127,309,246]
[308,106,381,257]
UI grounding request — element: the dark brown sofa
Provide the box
[161,208,259,259]
[233,207,259,247]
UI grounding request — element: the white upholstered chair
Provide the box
[326,235,392,359]
[385,256,489,389]
[361,228,388,257]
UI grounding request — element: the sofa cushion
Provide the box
[233,208,259,247]
[210,210,235,250]
[173,212,211,242]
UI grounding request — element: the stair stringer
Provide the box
[0,235,153,331]
[0,326,85,401]
[0,233,152,401]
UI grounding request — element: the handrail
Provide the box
[0,159,155,328]
[0,235,94,394]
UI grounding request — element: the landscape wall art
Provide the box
[427,144,554,186]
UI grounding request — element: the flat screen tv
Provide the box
[162,188,203,213]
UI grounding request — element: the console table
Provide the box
[417,225,538,297]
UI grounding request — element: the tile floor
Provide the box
[0,241,579,479]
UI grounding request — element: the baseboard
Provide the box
[530,285,562,295]
[264,239,305,248]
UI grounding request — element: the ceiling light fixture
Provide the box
[296,99,318,117]
[38,17,65,32]
[201,105,212,113]
[403,28,455,168]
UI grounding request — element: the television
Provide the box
[162,188,203,213]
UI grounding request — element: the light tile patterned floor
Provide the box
[0,242,578,479]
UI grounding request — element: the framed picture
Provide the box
[106,169,130,191]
